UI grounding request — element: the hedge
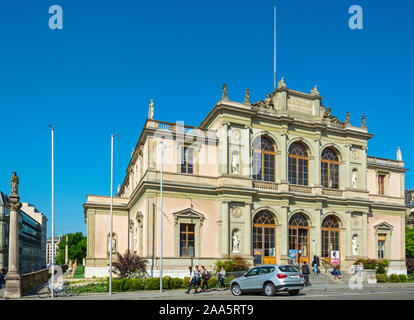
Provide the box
[376,274,387,283]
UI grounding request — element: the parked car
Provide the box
[230,265,305,296]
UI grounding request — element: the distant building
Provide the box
[406,190,414,228]
[46,235,62,265]
[0,192,47,273]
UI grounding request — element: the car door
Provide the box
[240,267,260,290]
[253,266,275,290]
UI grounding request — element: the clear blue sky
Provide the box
[0,0,413,237]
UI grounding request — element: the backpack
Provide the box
[205,271,211,280]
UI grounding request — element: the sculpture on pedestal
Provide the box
[222,83,229,100]
[231,152,239,174]
[352,235,359,256]
[352,170,358,189]
[232,231,240,253]
[148,99,154,120]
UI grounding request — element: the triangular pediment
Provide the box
[173,208,205,222]
[374,221,393,231]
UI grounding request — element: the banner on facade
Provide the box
[331,250,340,265]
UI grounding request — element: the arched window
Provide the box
[288,213,310,264]
[321,148,340,189]
[252,137,276,182]
[322,215,341,263]
[288,143,309,186]
[253,211,276,265]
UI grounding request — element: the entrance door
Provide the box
[321,215,341,265]
[253,212,276,265]
[289,213,310,265]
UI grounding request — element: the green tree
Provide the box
[407,228,414,257]
[56,232,87,265]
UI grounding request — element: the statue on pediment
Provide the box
[11,172,19,196]
[244,88,251,104]
[148,99,154,119]
[311,85,320,96]
[222,83,229,100]
[264,94,274,109]
[277,77,286,89]
[361,115,367,127]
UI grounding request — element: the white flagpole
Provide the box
[160,140,163,293]
[51,126,55,298]
[109,134,114,295]
[274,4,277,90]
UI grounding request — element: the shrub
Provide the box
[376,260,389,274]
[112,251,148,279]
[215,255,250,272]
[110,279,124,292]
[182,277,190,288]
[144,277,160,290]
[376,274,388,283]
[170,278,183,289]
[207,276,218,288]
[162,276,171,289]
[398,274,408,282]
[389,274,399,283]
[129,278,143,291]
[123,278,132,291]
[355,259,377,270]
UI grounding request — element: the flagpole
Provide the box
[274,4,277,89]
[109,134,114,295]
[159,140,163,293]
[51,126,55,298]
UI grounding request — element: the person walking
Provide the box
[193,265,201,293]
[301,261,311,287]
[200,266,210,291]
[185,266,195,294]
[218,267,226,289]
[311,255,320,276]
[0,269,4,289]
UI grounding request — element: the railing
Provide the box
[289,185,312,194]
[367,156,404,168]
[146,119,217,139]
[322,188,343,197]
[21,268,50,294]
[253,181,278,191]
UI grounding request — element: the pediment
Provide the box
[374,221,394,231]
[173,208,205,223]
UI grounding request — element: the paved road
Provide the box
[19,286,414,300]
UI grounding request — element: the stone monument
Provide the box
[4,172,22,299]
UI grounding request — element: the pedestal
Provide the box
[4,272,21,299]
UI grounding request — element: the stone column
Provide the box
[279,205,289,264]
[4,172,22,299]
[65,235,69,265]
[222,201,230,256]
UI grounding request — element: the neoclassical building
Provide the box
[84,79,408,277]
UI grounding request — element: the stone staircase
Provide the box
[306,270,354,290]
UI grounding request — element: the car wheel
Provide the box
[231,283,242,296]
[288,290,300,296]
[264,283,276,296]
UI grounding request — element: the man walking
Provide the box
[301,261,311,287]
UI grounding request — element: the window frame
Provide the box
[179,223,195,257]
[252,137,276,182]
[321,148,340,189]
[181,146,194,174]
[288,143,309,186]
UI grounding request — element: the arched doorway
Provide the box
[253,211,276,265]
[289,213,310,264]
[322,215,341,265]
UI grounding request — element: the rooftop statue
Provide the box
[311,85,320,96]
[277,77,286,89]
[11,171,19,196]
[148,99,154,119]
[222,83,229,100]
[361,115,367,127]
[264,93,274,109]
[244,88,251,104]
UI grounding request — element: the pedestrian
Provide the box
[301,261,311,287]
[332,265,342,280]
[194,265,201,293]
[311,255,320,276]
[0,269,4,289]
[200,266,210,291]
[185,266,195,294]
[218,267,226,289]
[357,261,363,277]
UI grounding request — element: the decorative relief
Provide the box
[352,150,359,160]
[231,129,241,140]
[352,215,360,226]
[231,207,242,218]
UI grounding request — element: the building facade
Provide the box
[0,192,47,273]
[84,80,408,277]
[46,235,62,265]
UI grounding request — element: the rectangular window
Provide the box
[180,223,195,257]
[378,175,385,195]
[378,234,386,259]
[181,147,194,174]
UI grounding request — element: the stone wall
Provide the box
[21,268,50,294]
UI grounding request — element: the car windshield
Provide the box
[278,266,300,273]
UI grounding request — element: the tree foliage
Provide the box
[112,251,148,279]
[406,228,414,257]
[56,232,87,265]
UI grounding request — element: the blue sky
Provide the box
[0,0,413,237]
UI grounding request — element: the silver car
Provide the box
[230,265,305,296]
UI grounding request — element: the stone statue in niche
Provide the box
[352,235,359,256]
[352,170,358,188]
[232,232,240,253]
[231,152,239,174]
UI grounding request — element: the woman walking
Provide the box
[200,266,210,291]
[311,255,320,276]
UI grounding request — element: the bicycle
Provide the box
[37,282,74,298]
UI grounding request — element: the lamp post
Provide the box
[159,139,163,293]
[50,126,55,298]
[109,134,114,295]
